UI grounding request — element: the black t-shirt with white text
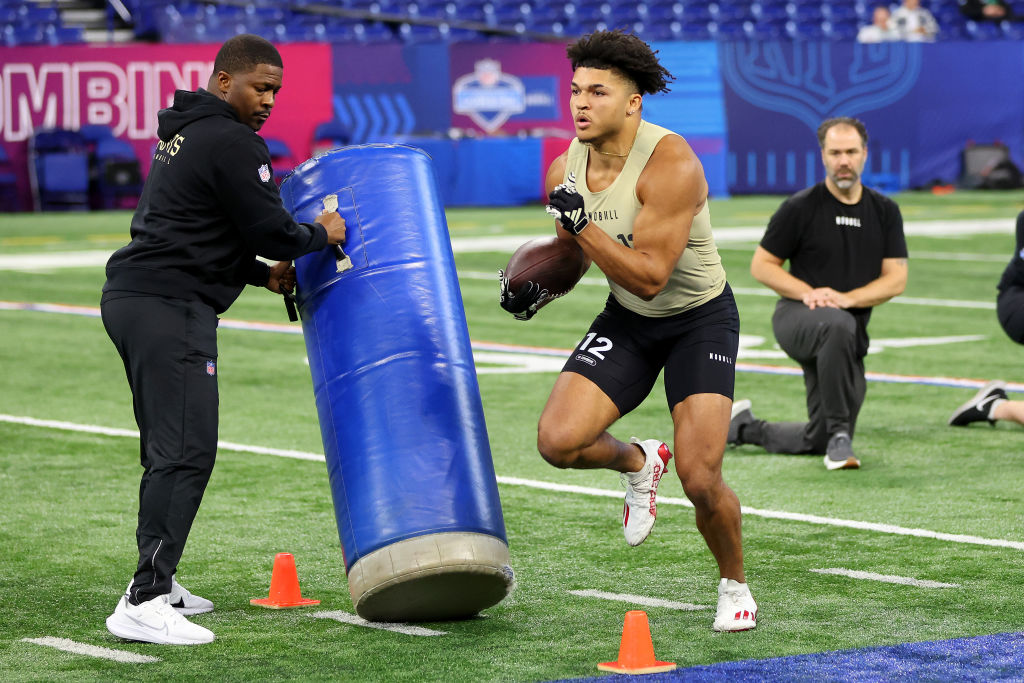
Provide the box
[761,182,906,297]
[760,182,907,353]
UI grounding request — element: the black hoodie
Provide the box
[103,88,327,314]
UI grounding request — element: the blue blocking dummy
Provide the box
[281,145,513,621]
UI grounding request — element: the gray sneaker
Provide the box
[728,399,755,446]
[824,431,860,470]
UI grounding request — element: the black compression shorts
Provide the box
[561,284,740,415]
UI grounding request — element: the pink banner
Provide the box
[0,43,332,210]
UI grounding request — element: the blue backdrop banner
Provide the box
[720,41,1024,194]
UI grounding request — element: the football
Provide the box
[503,236,588,302]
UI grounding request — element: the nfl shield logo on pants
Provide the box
[206,360,216,376]
[258,163,271,183]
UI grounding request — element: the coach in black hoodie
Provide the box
[101,34,346,645]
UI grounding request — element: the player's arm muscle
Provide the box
[545,153,593,270]
[575,135,700,300]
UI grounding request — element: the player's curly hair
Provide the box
[214,34,283,76]
[566,30,674,96]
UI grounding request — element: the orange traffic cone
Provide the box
[250,552,321,609]
[597,610,676,674]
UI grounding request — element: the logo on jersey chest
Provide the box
[587,208,621,222]
[835,216,861,228]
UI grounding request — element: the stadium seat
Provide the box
[93,137,143,209]
[824,19,859,41]
[711,19,750,40]
[966,19,1003,39]
[264,137,294,185]
[712,2,754,23]
[679,19,712,39]
[754,2,789,23]
[635,20,682,40]
[398,22,449,42]
[31,129,90,211]
[1001,20,1024,40]
[644,0,686,21]
[355,21,397,42]
[677,3,712,22]
[45,25,86,45]
[312,119,353,154]
[749,17,788,39]
[5,25,45,46]
[607,4,641,25]
[792,19,824,39]
[823,4,858,23]
[790,4,824,22]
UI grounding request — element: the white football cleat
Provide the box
[713,578,758,632]
[621,438,673,547]
[169,576,214,615]
[106,594,215,645]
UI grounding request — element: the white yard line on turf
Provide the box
[569,590,710,611]
[448,219,1016,252]
[461,272,998,310]
[3,413,1024,552]
[20,637,161,663]
[0,250,112,271]
[809,568,960,589]
[310,611,447,636]
[0,216,1015,270]
[1,301,1013,390]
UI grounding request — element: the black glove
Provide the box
[498,269,550,321]
[545,171,590,235]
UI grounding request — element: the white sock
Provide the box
[989,398,1006,420]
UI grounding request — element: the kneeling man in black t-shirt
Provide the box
[729,117,908,470]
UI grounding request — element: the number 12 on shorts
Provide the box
[578,332,613,360]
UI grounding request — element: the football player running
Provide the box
[499,30,756,632]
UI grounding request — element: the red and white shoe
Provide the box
[621,438,673,547]
[713,578,758,632]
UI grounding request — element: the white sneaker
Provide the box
[169,576,214,615]
[621,438,673,547]
[125,575,214,615]
[106,594,215,645]
[713,578,757,632]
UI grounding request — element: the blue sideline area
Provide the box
[561,631,1024,682]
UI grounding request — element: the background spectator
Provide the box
[891,0,940,41]
[858,6,900,42]
[959,0,1011,20]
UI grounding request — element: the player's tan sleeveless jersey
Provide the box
[563,119,726,317]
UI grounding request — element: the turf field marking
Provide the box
[20,637,161,663]
[0,250,112,271]
[0,300,1017,390]
[569,589,710,611]
[809,568,960,588]
[449,218,1016,253]
[4,413,1024,551]
[310,611,447,636]
[461,272,999,310]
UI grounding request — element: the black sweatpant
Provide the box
[997,285,1024,345]
[752,298,867,455]
[101,293,219,604]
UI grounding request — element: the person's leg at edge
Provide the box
[537,371,645,473]
[671,393,744,580]
[103,296,219,604]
